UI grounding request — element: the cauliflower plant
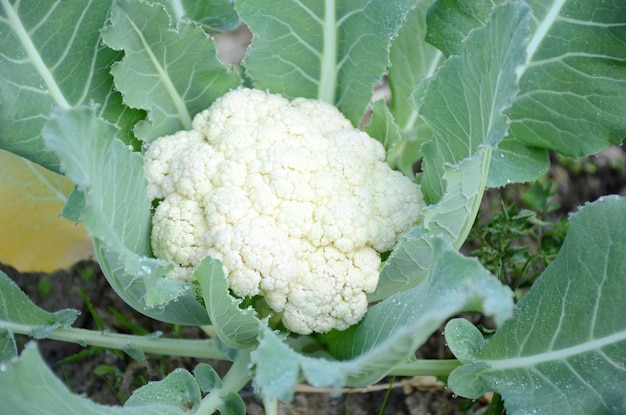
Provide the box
[144,88,424,334]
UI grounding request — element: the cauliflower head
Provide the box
[144,88,424,334]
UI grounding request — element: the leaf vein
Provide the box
[121,8,192,128]
[486,330,626,369]
[1,0,70,108]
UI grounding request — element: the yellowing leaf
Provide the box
[0,149,92,272]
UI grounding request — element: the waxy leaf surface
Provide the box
[426,0,626,184]
[196,257,261,349]
[43,107,209,325]
[418,2,530,203]
[0,343,191,414]
[237,0,417,124]
[0,270,77,345]
[0,0,142,172]
[151,0,240,32]
[102,0,240,142]
[446,195,626,414]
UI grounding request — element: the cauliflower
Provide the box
[144,88,424,334]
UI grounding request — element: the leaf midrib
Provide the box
[518,0,567,79]
[121,7,192,129]
[318,0,337,103]
[484,329,626,370]
[1,0,70,108]
[22,158,67,202]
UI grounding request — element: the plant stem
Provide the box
[220,350,253,396]
[5,322,226,360]
[262,395,279,415]
[195,349,254,414]
[388,359,461,377]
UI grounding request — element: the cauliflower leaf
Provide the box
[43,107,209,325]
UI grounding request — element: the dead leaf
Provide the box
[0,149,93,272]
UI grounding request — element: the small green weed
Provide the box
[468,178,568,295]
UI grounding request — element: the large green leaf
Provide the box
[0,329,16,362]
[363,99,402,158]
[0,0,142,172]
[252,238,513,401]
[42,108,151,257]
[196,257,261,349]
[510,0,626,158]
[0,270,78,348]
[418,2,531,203]
[388,0,442,144]
[487,138,549,187]
[42,107,209,325]
[102,0,241,142]
[424,0,547,187]
[125,368,201,410]
[236,0,416,124]
[425,0,494,57]
[94,240,210,325]
[368,3,526,300]
[371,148,490,301]
[151,0,240,32]
[426,0,626,184]
[0,343,190,415]
[446,195,626,414]
[380,0,444,177]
